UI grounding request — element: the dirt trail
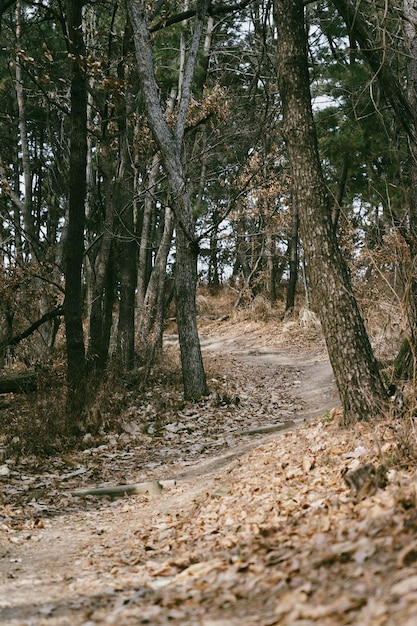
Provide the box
[199,332,339,421]
[1,324,340,625]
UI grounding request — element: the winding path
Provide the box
[198,329,340,422]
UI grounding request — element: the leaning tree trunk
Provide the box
[331,0,417,382]
[137,207,174,362]
[274,0,388,424]
[64,0,87,422]
[128,0,209,399]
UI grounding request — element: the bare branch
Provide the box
[0,305,64,352]
[332,0,417,143]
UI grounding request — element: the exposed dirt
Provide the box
[1,315,416,625]
[198,324,338,422]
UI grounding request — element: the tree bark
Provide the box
[137,153,160,310]
[398,0,417,379]
[137,206,175,363]
[285,197,298,312]
[116,193,137,370]
[87,135,116,373]
[64,0,87,420]
[274,0,388,424]
[128,0,209,399]
[14,1,37,258]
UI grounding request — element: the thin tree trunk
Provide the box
[208,208,221,292]
[331,152,348,231]
[285,198,299,312]
[128,0,209,399]
[116,213,137,368]
[137,153,160,309]
[14,1,37,258]
[64,0,87,421]
[266,232,277,305]
[275,0,388,424]
[394,0,417,380]
[87,136,116,373]
[138,207,174,358]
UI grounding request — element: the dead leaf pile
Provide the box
[2,409,417,625]
[1,318,417,625]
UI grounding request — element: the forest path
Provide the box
[199,328,339,423]
[1,318,343,626]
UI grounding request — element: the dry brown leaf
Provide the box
[391,575,417,596]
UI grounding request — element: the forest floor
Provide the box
[1,306,417,625]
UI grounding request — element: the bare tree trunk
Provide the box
[64,0,87,421]
[208,208,221,292]
[393,0,417,380]
[274,0,388,424]
[87,135,116,373]
[128,0,209,399]
[137,207,174,361]
[116,209,137,368]
[175,224,208,398]
[137,153,160,310]
[285,198,299,313]
[14,1,37,258]
[266,232,277,305]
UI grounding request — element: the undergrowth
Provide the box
[1,283,417,465]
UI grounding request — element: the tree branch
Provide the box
[0,305,64,352]
[175,0,210,144]
[149,0,251,33]
[331,0,417,143]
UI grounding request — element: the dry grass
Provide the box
[232,294,272,322]
[393,416,417,465]
[196,285,236,316]
[0,370,67,458]
[0,284,414,461]
[0,348,186,458]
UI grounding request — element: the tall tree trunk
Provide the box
[64,0,87,421]
[128,0,209,399]
[394,0,417,379]
[87,240,114,372]
[331,0,417,380]
[137,207,174,359]
[175,224,208,398]
[285,198,298,312]
[14,1,37,259]
[87,136,116,373]
[208,208,221,292]
[266,232,277,305]
[137,206,175,380]
[274,0,388,424]
[116,215,137,369]
[137,153,159,309]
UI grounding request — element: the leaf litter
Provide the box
[1,316,417,625]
